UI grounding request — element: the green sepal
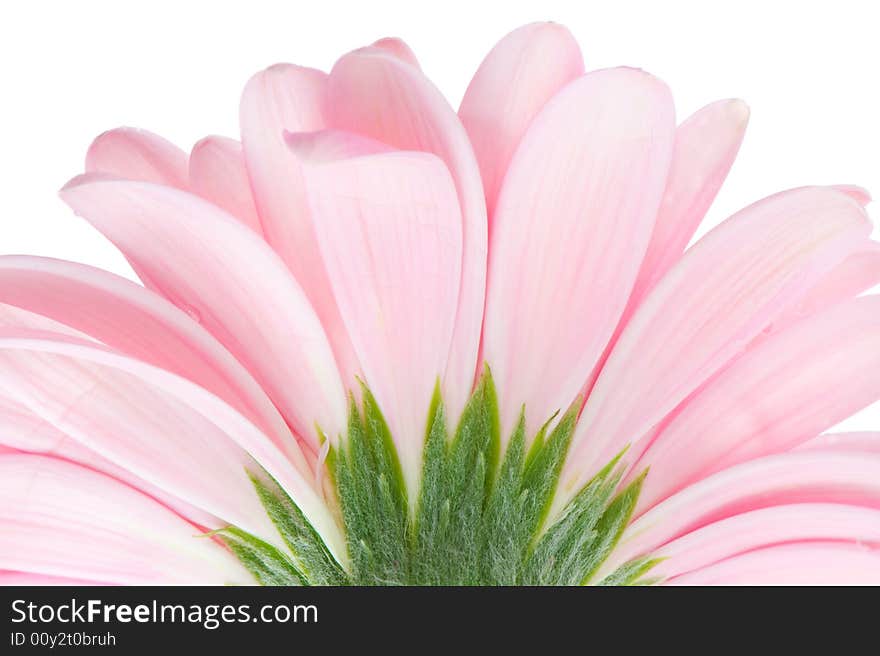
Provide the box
[479,401,579,585]
[332,388,409,584]
[580,469,649,584]
[232,368,658,586]
[412,369,501,584]
[597,555,663,586]
[248,471,348,585]
[218,527,305,586]
[520,454,624,585]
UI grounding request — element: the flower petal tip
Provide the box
[831,184,872,207]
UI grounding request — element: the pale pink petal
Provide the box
[0,394,218,528]
[0,332,346,561]
[666,543,880,585]
[325,46,486,421]
[0,255,304,468]
[306,152,462,500]
[579,100,751,401]
[483,67,674,441]
[0,301,95,340]
[284,129,391,162]
[633,295,880,514]
[795,432,880,454]
[601,451,880,575]
[240,63,361,390]
[779,242,880,321]
[0,570,98,586]
[628,99,749,305]
[371,37,420,68]
[560,186,872,506]
[458,22,584,217]
[0,454,251,585]
[832,184,872,205]
[189,136,262,235]
[86,127,189,188]
[0,332,277,542]
[60,177,347,450]
[649,504,880,581]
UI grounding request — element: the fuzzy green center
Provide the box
[220,370,658,586]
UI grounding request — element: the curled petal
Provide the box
[240,63,360,389]
[86,127,188,188]
[326,46,486,421]
[189,136,262,235]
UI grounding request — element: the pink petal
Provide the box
[628,99,749,305]
[633,295,880,514]
[482,67,675,441]
[649,504,880,581]
[239,64,361,389]
[0,454,251,585]
[306,152,462,499]
[780,241,880,321]
[832,184,872,205]
[795,432,880,454]
[325,46,486,421]
[0,394,218,528]
[601,451,880,575]
[458,22,584,217]
[666,543,880,585]
[0,255,303,468]
[0,331,345,561]
[189,136,263,235]
[579,100,750,402]
[371,37,420,68]
[284,128,391,162]
[560,186,872,506]
[59,177,347,451]
[0,570,98,586]
[86,127,189,188]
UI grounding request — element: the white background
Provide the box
[1,0,878,429]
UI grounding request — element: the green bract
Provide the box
[222,369,655,585]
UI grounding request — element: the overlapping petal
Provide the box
[0,331,346,561]
[325,45,486,421]
[305,151,462,499]
[59,177,347,450]
[601,451,880,575]
[632,295,880,514]
[647,504,880,582]
[459,22,584,217]
[239,64,361,389]
[0,454,251,584]
[482,67,675,441]
[0,255,302,465]
[86,127,189,188]
[560,186,873,506]
[189,136,262,234]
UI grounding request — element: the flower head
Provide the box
[2,22,879,585]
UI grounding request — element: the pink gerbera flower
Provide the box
[2,22,879,585]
